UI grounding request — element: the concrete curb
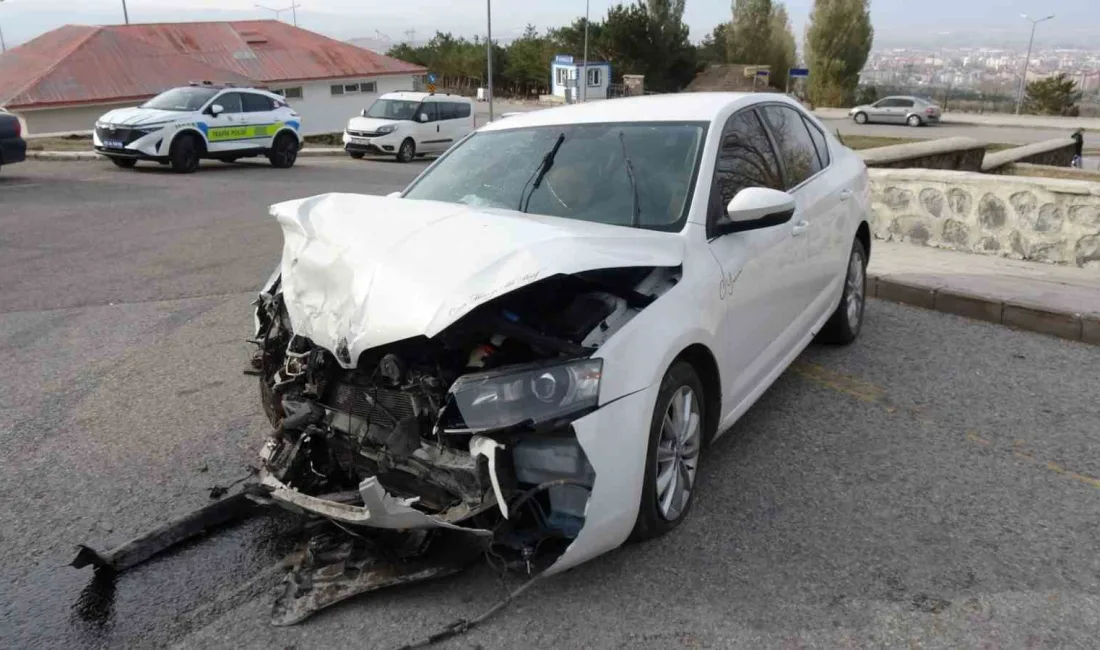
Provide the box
[869,274,1100,346]
[27,148,348,161]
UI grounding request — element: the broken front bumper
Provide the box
[259,470,493,535]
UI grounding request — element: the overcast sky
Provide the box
[1,0,1097,50]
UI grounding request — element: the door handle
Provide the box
[839,189,853,201]
[791,220,809,236]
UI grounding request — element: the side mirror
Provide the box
[361,109,368,117]
[386,191,402,198]
[209,104,224,116]
[716,187,796,236]
[418,113,429,123]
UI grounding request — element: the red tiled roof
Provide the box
[0,20,426,109]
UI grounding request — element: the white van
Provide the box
[342,92,476,162]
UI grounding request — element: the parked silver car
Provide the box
[849,96,941,127]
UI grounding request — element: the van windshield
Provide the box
[364,99,421,120]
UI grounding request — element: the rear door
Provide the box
[894,98,916,123]
[240,92,278,149]
[449,101,475,147]
[706,107,807,412]
[760,104,850,322]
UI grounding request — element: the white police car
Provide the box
[94,82,303,173]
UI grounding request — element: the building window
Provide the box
[274,87,303,99]
[588,67,602,87]
[332,82,378,96]
[555,67,570,87]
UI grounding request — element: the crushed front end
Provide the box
[249,265,677,620]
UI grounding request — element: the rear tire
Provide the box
[629,361,705,542]
[169,135,201,174]
[268,133,299,169]
[816,238,867,345]
[348,151,365,160]
[906,114,923,127]
[853,112,868,125]
[396,138,415,163]
[110,157,137,169]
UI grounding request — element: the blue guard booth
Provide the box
[550,54,611,102]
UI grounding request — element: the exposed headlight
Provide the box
[376,124,397,135]
[442,358,602,432]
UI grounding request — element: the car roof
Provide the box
[379,91,472,102]
[481,92,782,132]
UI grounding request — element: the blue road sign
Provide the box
[427,73,437,83]
[789,67,809,78]
[756,70,770,77]
[554,54,575,64]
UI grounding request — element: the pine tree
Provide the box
[805,0,873,106]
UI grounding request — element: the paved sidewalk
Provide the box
[868,240,1100,344]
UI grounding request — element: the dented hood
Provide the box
[269,193,685,367]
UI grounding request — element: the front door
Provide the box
[203,92,249,154]
[241,92,278,149]
[417,101,445,153]
[706,107,808,416]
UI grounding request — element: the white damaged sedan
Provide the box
[250,92,872,620]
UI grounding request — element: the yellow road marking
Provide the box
[790,361,887,404]
[791,358,1099,492]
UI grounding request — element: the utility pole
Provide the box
[122,0,130,24]
[486,0,493,121]
[582,0,590,102]
[0,0,6,54]
[1016,13,1054,115]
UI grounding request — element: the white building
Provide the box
[0,20,426,136]
[549,55,612,102]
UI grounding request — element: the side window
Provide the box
[760,105,824,189]
[801,114,830,169]
[420,102,438,122]
[455,102,472,118]
[242,93,274,113]
[896,99,914,108]
[214,92,243,114]
[709,109,783,228]
[438,103,457,120]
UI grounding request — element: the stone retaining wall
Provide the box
[869,168,1100,267]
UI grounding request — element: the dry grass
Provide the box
[1002,164,1100,182]
[24,134,93,151]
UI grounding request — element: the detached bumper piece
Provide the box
[272,527,486,626]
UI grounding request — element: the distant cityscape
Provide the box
[860,45,1100,100]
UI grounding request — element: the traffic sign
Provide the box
[789,67,809,78]
[756,70,770,77]
[427,82,436,93]
[427,73,437,83]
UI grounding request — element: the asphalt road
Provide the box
[2,159,1099,649]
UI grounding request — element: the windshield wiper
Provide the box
[619,131,641,227]
[518,133,566,212]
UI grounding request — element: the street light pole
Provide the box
[582,0,589,102]
[486,0,493,121]
[1016,13,1054,115]
[122,0,129,25]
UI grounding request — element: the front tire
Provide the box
[268,133,299,169]
[816,238,867,345]
[110,157,137,169]
[169,135,201,174]
[630,361,705,542]
[348,151,365,160]
[396,138,415,163]
[853,112,868,125]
